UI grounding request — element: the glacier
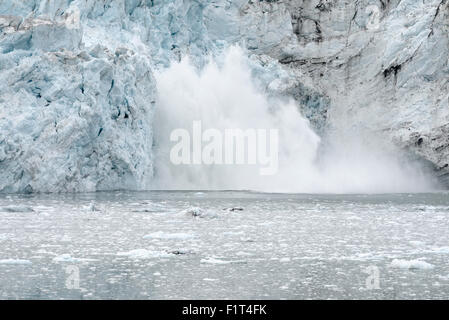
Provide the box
[0,0,448,192]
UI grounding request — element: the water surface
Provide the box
[1,191,448,299]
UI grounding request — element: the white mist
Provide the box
[151,46,437,193]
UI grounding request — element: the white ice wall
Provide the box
[0,0,447,192]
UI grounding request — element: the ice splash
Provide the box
[152,46,436,193]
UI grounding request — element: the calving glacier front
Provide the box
[0,0,446,193]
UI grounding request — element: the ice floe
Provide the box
[52,254,97,263]
[117,249,173,259]
[223,207,244,212]
[85,202,100,212]
[143,231,195,240]
[0,259,32,265]
[0,205,34,213]
[181,207,217,219]
[200,257,231,264]
[390,259,434,270]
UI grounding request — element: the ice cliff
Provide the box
[0,0,448,192]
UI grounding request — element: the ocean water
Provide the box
[0,191,448,300]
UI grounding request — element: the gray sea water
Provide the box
[0,191,448,300]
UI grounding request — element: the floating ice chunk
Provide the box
[223,231,245,236]
[53,254,76,262]
[132,208,161,213]
[0,205,34,213]
[409,241,425,247]
[36,249,54,254]
[143,231,196,240]
[0,234,9,241]
[168,248,195,255]
[117,249,172,259]
[182,207,204,217]
[61,235,72,242]
[223,207,244,212]
[52,254,96,263]
[390,259,434,270]
[279,257,291,262]
[85,202,100,212]
[200,257,246,264]
[182,207,217,218]
[0,259,32,265]
[429,247,449,254]
[200,257,231,264]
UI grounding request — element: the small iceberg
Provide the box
[390,259,434,270]
[117,249,172,260]
[0,234,9,241]
[0,259,32,265]
[182,207,217,218]
[0,205,34,213]
[143,231,196,240]
[223,207,244,212]
[85,202,100,212]
[200,257,232,264]
[168,249,193,255]
[52,254,97,263]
